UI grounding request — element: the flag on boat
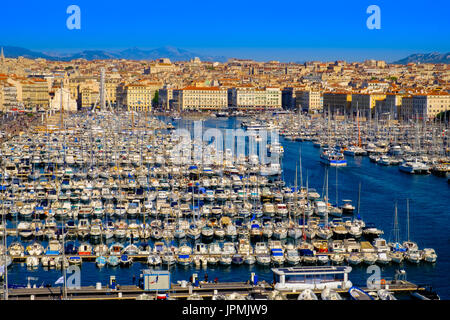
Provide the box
[55,276,64,285]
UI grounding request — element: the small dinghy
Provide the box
[96,256,107,268]
[120,254,132,267]
[349,286,374,300]
[68,256,82,266]
[297,289,318,300]
[377,289,397,300]
[321,288,342,300]
[107,255,119,267]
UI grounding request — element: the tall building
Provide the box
[0,81,18,112]
[119,81,162,112]
[411,92,450,120]
[399,95,413,120]
[295,90,321,113]
[281,87,296,110]
[176,86,228,111]
[12,78,50,111]
[158,87,174,110]
[323,92,352,115]
[0,47,5,74]
[230,86,281,110]
[351,93,386,118]
[374,93,402,119]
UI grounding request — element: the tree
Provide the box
[436,110,450,122]
[152,91,159,106]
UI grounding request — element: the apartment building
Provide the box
[411,92,450,119]
[323,92,352,115]
[0,81,18,112]
[18,78,49,111]
[177,86,228,111]
[230,86,281,110]
[158,87,174,110]
[375,93,403,118]
[295,90,322,112]
[351,93,386,118]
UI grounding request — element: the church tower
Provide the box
[0,47,5,73]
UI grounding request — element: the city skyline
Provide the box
[1,0,449,62]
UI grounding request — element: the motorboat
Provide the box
[320,148,347,167]
[107,255,119,267]
[363,252,378,265]
[109,243,124,256]
[285,249,301,265]
[26,242,44,256]
[321,288,342,300]
[78,243,93,255]
[406,249,422,264]
[421,248,437,263]
[297,289,318,300]
[147,254,162,266]
[347,253,363,265]
[68,256,82,266]
[349,286,374,300]
[45,240,61,255]
[377,252,392,264]
[120,254,133,266]
[377,289,397,300]
[219,254,232,266]
[26,256,40,268]
[96,256,107,268]
[271,248,285,266]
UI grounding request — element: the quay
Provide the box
[5,279,423,300]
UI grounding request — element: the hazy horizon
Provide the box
[1,44,442,63]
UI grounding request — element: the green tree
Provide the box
[152,91,159,106]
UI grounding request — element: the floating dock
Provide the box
[4,279,423,300]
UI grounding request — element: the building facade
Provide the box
[295,90,321,112]
[177,86,228,111]
[230,86,281,110]
[412,93,450,119]
[323,92,352,115]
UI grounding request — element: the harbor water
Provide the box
[5,116,449,299]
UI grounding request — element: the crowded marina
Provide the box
[0,109,445,300]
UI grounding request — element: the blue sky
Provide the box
[0,0,449,62]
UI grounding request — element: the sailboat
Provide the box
[402,199,419,251]
[388,201,406,263]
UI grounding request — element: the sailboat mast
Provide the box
[293,163,297,223]
[357,102,361,147]
[394,201,399,243]
[335,166,338,207]
[357,182,361,216]
[299,148,303,189]
[325,168,328,227]
[304,171,308,240]
[2,176,8,300]
[406,198,410,242]
[59,80,64,130]
[62,215,67,299]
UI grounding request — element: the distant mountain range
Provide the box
[1,45,449,64]
[0,45,227,62]
[392,52,450,64]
